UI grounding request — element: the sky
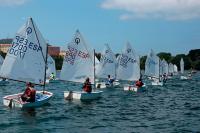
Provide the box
[0,0,200,56]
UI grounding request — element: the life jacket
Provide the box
[83,82,92,93]
[135,81,143,87]
[30,89,36,102]
[24,87,32,97]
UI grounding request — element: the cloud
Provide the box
[0,0,29,6]
[101,0,200,20]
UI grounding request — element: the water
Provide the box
[0,72,200,133]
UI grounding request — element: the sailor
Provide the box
[82,77,92,93]
[21,82,36,102]
[50,72,56,80]
[135,78,144,88]
[106,75,114,85]
[162,73,167,83]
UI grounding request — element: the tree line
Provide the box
[0,38,199,70]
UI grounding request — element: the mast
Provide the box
[94,49,96,89]
[30,17,47,90]
[43,43,48,92]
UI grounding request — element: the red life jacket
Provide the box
[135,81,143,87]
[83,82,92,93]
[24,87,32,97]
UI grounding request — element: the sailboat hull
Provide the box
[124,84,146,92]
[151,81,163,86]
[3,91,53,108]
[180,76,188,80]
[64,90,103,100]
[96,81,120,89]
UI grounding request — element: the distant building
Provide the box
[0,44,60,56]
[48,45,60,56]
[0,44,10,53]
[59,50,66,57]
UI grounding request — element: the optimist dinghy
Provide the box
[95,44,119,89]
[60,30,102,100]
[46,55,57,83]
[0,17,53,108]
[145,50,163,86]
[116,42,145,92]
[180,58,190,80]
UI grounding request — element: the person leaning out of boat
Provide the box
[21,82,36,102]
[82,77,92,93]
[106,75,115,85]
[135,78,144,88]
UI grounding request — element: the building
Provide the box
[0,44,60,56]
[59,50,66,57]
[0,44,11,53]
[48,45,60,56]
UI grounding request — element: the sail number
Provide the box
[119,54,136,68]
[101,56,113,64]
[65,46,89,65]
[8,35,42,59]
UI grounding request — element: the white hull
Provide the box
[64,90,103,100]
[151,81,163,86]
[96,82,107,89]
[96,81,120,89]
[46,79,59,84]
[3,91,53,108]
[124,84,146,92]
[180,76,188,80]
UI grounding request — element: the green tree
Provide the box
[140,56,147,70]
[52,55,63,70]
[157,52,172,63]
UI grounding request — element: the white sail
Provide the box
[0,18,47,84]
[145,49,160,78]
[168,63,174,74]
[180,58,184,74]
[60,30,94,84]
[162,59,169,75]
[46,55,56,78]
[174,64,178,73]
[117,42,140,81]
[0,55,4,69]
[160,60,165,75]
[96,44,116,79]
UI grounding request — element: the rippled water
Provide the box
[0,72,200,133]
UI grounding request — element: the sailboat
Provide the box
[1,17,53,108]
[60,30,102,100]
[173,64,178,75]
[0,54,9,85]
[145,50,163,86]
[180,58,189,80]
[117,42,145,92]
[168,63,174,77]
[95,44,119,88]
[160,59,168,76]
[46,55,57,83]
